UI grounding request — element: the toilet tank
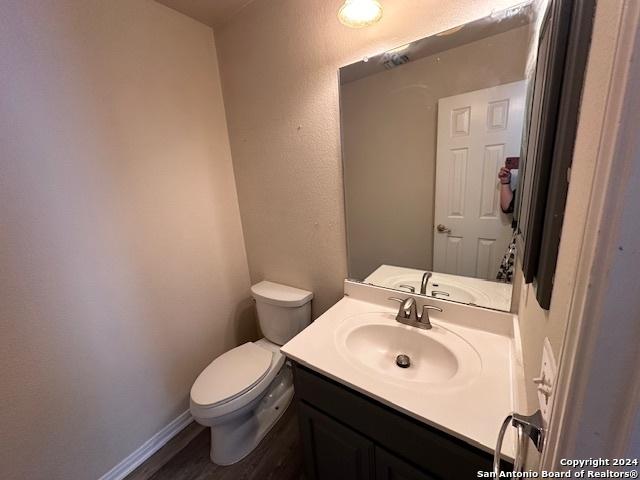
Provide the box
[250,281,313,346]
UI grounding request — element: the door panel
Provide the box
[375,447,437,480]
[434,81,526,279]
[447,148,468,217]
[298,402,374,480]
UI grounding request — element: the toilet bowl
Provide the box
[189,281,313,465]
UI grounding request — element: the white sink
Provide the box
[364,265,513,311]
[388,278,479,304]
[334,312,482,389]
[281,285,520,459]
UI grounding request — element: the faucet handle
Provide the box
[418,304,442,330]
[388,297,416,319]
[398,284,415,293]
[388,297,405,303]
[431,290,450,297]
[422,305,443,313]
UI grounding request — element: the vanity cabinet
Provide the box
[375,447,435,480]
[293,363,509,480]
[298,403,374,480]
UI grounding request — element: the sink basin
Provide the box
[388,278,479,304]
[345,324,459,382]
[335,312,481,389]
[363,265,513,311]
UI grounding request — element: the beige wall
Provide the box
[342,26,529,280]
[0,1,252,479]
[215,0,526,318]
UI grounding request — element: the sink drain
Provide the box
[396,354,411,368]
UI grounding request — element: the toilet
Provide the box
[189,280,313,465]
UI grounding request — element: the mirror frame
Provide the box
[516,0,595,309]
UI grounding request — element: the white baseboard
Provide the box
[98,410,194,480]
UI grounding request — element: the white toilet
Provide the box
[189,280,313,465]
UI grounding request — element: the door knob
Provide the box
[436,224,451,233]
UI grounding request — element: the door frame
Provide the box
[542,0,640,467]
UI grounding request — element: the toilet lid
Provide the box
[191,342,273,407]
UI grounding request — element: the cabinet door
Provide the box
[298,402,374,480]
[375,447,437,480]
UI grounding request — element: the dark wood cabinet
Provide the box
[298,402,374,480]
[375,447,437,480]
[293,363,509,480]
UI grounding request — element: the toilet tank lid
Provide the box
[251,281,313,307]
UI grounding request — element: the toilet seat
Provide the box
[190,341,285,419]
[191,342,272,407]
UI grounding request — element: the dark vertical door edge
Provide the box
[520,0,573,284]
[535,0,597,309]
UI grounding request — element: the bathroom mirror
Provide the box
[340,4,543,311]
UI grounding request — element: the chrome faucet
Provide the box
[420,271,432,295]
[388,297,442,330]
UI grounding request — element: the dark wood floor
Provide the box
[126,403,303,480]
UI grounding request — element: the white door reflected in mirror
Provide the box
[433,81,526,279]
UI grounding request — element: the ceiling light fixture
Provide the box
[338,0,383,28]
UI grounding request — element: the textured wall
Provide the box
[215,0,526,318]
[0,1,252,479]
[342,26,528,280]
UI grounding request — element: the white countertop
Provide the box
[281,281,523,460]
